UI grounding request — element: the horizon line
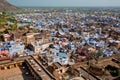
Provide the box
[17,6,120,8]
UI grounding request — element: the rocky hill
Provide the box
[0,0,17,11]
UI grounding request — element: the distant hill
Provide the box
[0,0,17,11]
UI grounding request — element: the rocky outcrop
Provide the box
[0,0,17,11]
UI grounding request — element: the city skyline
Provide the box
[8,0,120,7]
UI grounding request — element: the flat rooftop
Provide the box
[0,64,34,80]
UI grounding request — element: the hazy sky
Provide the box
[8,0,120,7]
